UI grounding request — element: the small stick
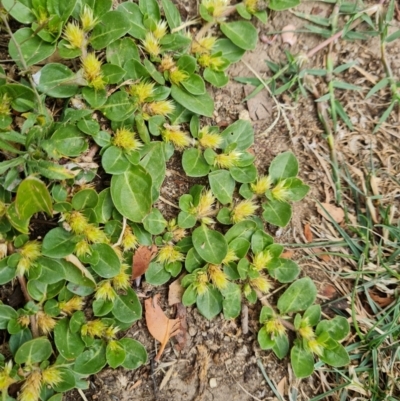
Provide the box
[159,195,179,209]
[241,304,249,335]
[77,388,89,401]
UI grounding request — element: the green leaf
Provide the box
[0,157,25,175]
[36,64,79,98]
[139,0,160,20]
[15,176,52,223]
[106,341,126,368]
[51,124,88,157]
[161,0,181,29]
[185,248,205,273]
[268,258,300,283]
[269,0,300,11]
[93,298,114,316]
[112,287,142,323]
[91,243,121,278]
[90,11,131,49]
[203,69,229,87]
[182,148,210,177]
[303,305,321,327]
[101,63,126,84]
[221,282,241,319]
[316,316,349,341]
[269,152,299,181]
[42,228,76,258]
[102,146,130,174]
[94,188,114,224]
[82,87,107,108]
[291,345,314,378]
[2,0,35,23]
[100,91,135,121]
[251,230,274,254]
[54,318,85,360]
[120,338,147,369]
[181,74,206,95]
[10,329,32,355]
[262,200,292,227]
[258,327,275,349]
[192,225,228,264]
[208,169,235,205]
[143,208,167,235]
[171,85,214,117]
[0,305,18,329]
[277,277,317,314]
[284,178,310,201]
[106,38,140,67]
[52,368,76,393]
[8,28,55,68]
[33,257,65,284]
[272,334,289,359]
[220,21,257,50]
[220,119,254,151]
[15,337,52,364]
[197,287,222,319]
[0,258,16,285]
[77,119,100,136]
[139,142,166,196]
[72,189,98,210]
[213,39,245,63]
[111,165,153,222]
[229,165,257,183]
[145,262,171,285]
[320,341,350,367]
[74,342,107,375]
[225,220,256,243]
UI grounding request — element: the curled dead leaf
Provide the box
[316,202,344,223]
[281,24,297,46]
[369,290,394,308]
[145,294,181,362]
[131,245,157,281]
[168,276,185,306]
[304,223,313,242]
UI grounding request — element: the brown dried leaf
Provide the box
[145,294,181,362]
[281,250,294,259]
[168,276,184,306]
[320,283,336,299]
[304,223,313,242]
[369,290,394,307]
[316,202,344,223]
[131,245,157,280]
[281,24,297,46]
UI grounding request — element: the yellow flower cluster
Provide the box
[251,176,272,195]
[113,128,143,152]
[17,241,41,276]
[231,199,258,223]
[198,127,222,149]
[162,127,191,150]
[157,244,185,265]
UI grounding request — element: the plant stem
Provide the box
[0,13,44,115]
[171,18,202,33]
[17,275,39,338]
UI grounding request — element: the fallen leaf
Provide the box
[174,303,188,352]
[145,294,181,362]
[280,250,294,259]
[320,283,336,299]
[131,245,158,281]
[314,249,331,262]
[168,276,184,306]
[369,290,394,308]
[277,376,287,397]
[281,24,297,46]
[304,223,313,242]
[316,202,344,223]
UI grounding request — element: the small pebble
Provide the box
[223,336,231,342]
[209,378,217,388]
[189,327,197,337]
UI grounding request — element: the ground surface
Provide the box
[2,0,400,400]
